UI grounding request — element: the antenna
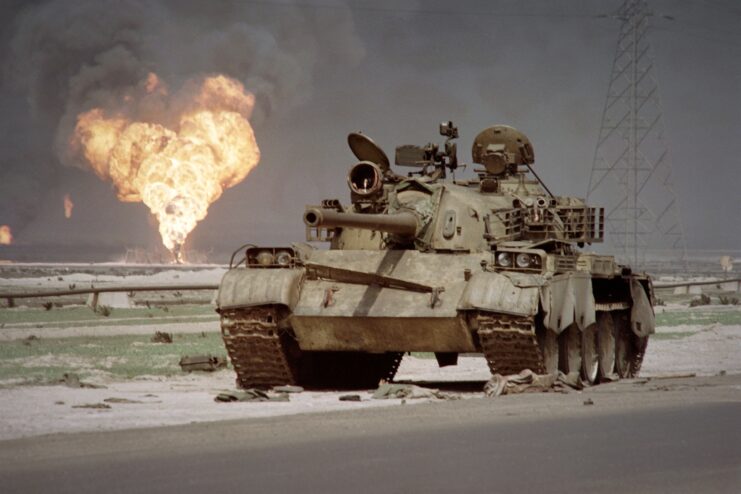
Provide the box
[587,0,687,270]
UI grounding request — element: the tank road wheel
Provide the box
[614,310,649,378]
[558,324,582,376]
[536,325,559,374]
[595,311,617,382]
[580,323,599,384]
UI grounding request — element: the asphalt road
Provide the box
[1,380,739,494]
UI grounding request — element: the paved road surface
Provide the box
[1,376,740,493]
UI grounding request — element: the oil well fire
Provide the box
[69,73,261,262]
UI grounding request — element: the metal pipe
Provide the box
[1,284,218,301]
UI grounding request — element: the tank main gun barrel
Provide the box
[304,207,418,237]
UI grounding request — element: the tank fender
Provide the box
[630,278,655,337]
[540,273,596,334]
[457,272,539,317]
[217,268,304,310]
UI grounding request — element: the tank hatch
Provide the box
[348,132,390,172]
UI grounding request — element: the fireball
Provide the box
[71,74,260,259]
[0,225,12,245]
[64,194,74,219]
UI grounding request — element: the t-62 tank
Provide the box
[217,122,655,389]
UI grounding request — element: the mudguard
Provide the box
[539,272,596,333]
[457,272,539,317]
[217,268,304,310]
[630,278,656,337]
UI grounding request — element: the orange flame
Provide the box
[71,73,260,255]
[64,194,74,219]
[0,225,12,245]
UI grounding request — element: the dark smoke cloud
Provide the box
[0,0,364,232]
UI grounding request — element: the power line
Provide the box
[241,0,607,19]
[587,0,688,270]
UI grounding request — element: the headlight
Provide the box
[245,246,296,268]
[275,250,293,266]
[255,251,275,266]
[516,253,532,268]
[496,252,512,267]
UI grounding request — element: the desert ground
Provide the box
[0,265,739,442]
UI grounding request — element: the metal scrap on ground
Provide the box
[179,355,227,372]
[483,369,584,397]
[214,389,290,403]
[60,373,106,389]
[372,383,459,400]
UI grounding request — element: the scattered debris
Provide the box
[95,305,113,317]
[339,394,362,402]
[72,403,111,410]
[214,389,289,403]
[103,397,144,404]
[718,370,727,376]
[484,370,584,397]
[651,373,696,380]
[151,331,173,344]
[273,385,304,394]
[22,335,38,346]
[179,354,227,372]
[60,373,106,389]
[583,398,594,406]
[372,383,457,400]
[689,294,711,307]
[54,401,65,405]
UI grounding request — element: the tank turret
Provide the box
[305,123,603,252]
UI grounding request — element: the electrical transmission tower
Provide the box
[587,0,687,269]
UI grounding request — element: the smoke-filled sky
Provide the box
[0,0,739,259]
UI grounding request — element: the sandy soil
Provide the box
[0,357,489,441]
[1,329,739,442]
[1,268,740,441]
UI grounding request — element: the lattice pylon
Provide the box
[587,0,687,269]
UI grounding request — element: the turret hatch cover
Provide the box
[348,132,390,172]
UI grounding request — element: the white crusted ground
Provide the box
[0,268,739,441]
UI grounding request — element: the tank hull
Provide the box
[217,249,653,389]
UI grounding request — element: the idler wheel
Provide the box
[536,325,559,374]
[597,311,617,381]
[581,323,599,384]
[558,324,582,376]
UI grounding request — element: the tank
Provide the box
[216,122,655,389]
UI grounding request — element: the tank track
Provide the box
[612,309,649,378]
[476,312,545,375]
[220,306,296,389]
[475,308,651,379]
[631,337,648,375]
[383,352,405,382]
[220,305,404,389]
